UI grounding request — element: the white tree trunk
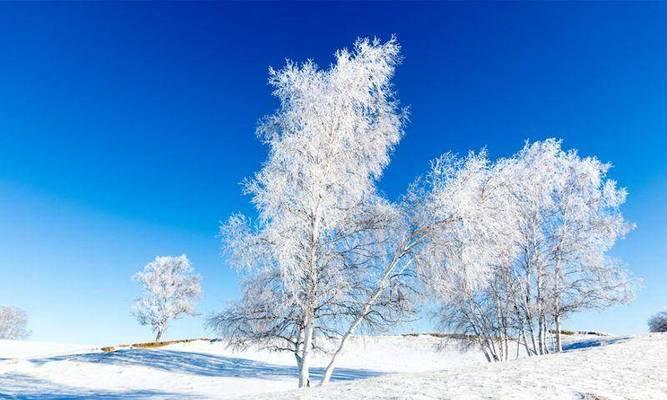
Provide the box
[320,294,376,384]
[320,252,412,385]
[299,201,321,389]
[299,314,314,388]
[554,310,563,352]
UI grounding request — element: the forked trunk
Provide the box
[320,254,413,385]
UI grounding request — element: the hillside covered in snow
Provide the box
[0,335,476,399]
[1,334,665,399]
[249,334,667,400]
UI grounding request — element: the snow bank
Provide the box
[1,334,664,399]
[247,334,667,400]
[0,339,96,359]
[0,335,482,398]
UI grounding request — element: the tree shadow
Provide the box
[0,373,190,400]
[562,336,628,352]
[31,349,382,382]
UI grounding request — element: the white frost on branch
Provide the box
[0,306,31,340]
[132,255,202,342]
[215,36,407,388]
[427,139,637,360]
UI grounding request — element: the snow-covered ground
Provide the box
[248,334,667,400]
[1,334,665,399]
[0,335,484,399]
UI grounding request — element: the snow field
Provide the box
[1,334,664,399]
[0,335,484,399]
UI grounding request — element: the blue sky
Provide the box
[0,2,665,344]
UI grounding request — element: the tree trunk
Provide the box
[155,330,162,342]
[524,301,538,355]
[321,329,352,384]
[320,248,413,385]
[538,314,545,355]
[320,286,392,383]
[542,321,549,354]
[299,201,321,389]
[321,312,364,384]
[553,258,563,353]
[522,258,538,356]
[553,219,567,353]
[536,259,545,355]
[554,311,563,353]
[299,313,314,388]
[295,353,304,382]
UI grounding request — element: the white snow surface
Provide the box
[1,334,665,399]
[0,335,482,399]
[249,334,667,400]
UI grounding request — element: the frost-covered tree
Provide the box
[207,270,306,359]
[428,139,636,360]
[215,36,406,388]
[207,265,362,373]
[318,200,419,384]
[500,139,635,353]
[0,306,31,340]
[322,150,508,373]
[418,151,521,362]
[132,255,202,341]
[648,311,667,333]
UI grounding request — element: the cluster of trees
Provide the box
[2,38,639,390]
[430,141,636,360]
[205,36,636,387]
[0,36,648,397]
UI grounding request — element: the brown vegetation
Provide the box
[100,337,210,352]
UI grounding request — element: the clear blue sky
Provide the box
[0,2,665,344]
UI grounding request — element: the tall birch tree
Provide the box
[217,37,406,387]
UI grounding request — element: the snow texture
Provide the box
[0,335,478,399]
[1,334,665,399]
[248,334,667,400]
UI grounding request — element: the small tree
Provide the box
[648,311,667,333]
[132,255,202,341]
[0,306,31,340]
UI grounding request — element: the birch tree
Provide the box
[132,255,202,341]
[429,139,636,359]
[206,269,310,367]
[421,151,522,361]
[0,306,31,340]
[216,37,406,388]
[501,139,635,353]
[320,150,511,380]
[318,200,418,384]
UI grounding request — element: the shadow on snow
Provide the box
[0,373,189,400]
[30,348,383,382]
[562,337,629,352]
